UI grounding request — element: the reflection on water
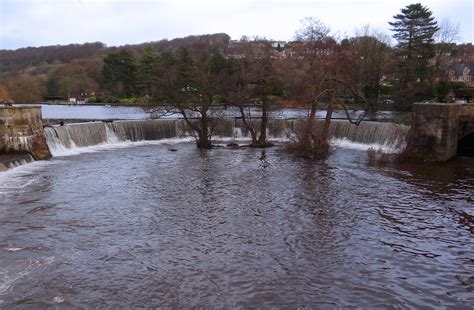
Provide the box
[37,104,151,120]
[0,143,472,308]
[17,104,408,122]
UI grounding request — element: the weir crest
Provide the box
[43,119,409,157]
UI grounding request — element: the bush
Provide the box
[106,96,120,104]
[136,96,152,105]
[86,96,102,104]
[286,120,331,160]
[119,97,138,105]
[212,95,224,104]
[393,84,436,111]
[156,95,169,104]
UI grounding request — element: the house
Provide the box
[448,64,474,87]
[271,41,286,50]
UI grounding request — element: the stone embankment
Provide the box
[0,106,51,161]
[406,103,474,161]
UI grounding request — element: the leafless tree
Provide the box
[228,39,281,147]
[432,19,460,84]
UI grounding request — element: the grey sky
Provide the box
[0,0,472,50]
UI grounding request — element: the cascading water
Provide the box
[330,120,409,152]
[44,120,179,156]
[43,119,409,157]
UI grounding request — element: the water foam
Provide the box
[39,119,408,158]
[331,138,402,154]
[47,137,195,157]
[0,160,52,197]
[0,257,55,295]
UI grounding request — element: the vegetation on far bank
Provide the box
[1,3,472,158]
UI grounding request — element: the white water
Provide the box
[0,160,52,196]
[1,119,409,170]
[331,138,401,154]
[46,137,195,157]
[0,257,55,296]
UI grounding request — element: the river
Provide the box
[0,137,472,307]
[16,104,408,122]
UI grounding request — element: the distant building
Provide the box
[271,41,286,49]
[448,64,474,87]
[449,43,474,64]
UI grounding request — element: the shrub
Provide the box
[212,95,224,104]
[86,96,102,104]
[119,97,138,105]
[286,120,331,160]
[156,95,169,104]
[106,96,120,104]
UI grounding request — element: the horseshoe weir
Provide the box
[2,103,474,165]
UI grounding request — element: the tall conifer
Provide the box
[389,3,439,87]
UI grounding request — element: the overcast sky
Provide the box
[0,0,472,50]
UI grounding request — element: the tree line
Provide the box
[0,3,469,156]
[0,4,465,109]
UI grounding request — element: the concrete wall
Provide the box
[407,103,474,161]
[0,106,51,160]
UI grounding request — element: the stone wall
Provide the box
[0,154,35,172]
[407,103,474,161]
[0,106,51,160]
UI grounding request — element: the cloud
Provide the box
[0,0,472,50]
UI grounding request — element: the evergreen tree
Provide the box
[102,50,137,97]
[389,3,439,87]
[176,47,195,90]
[136,46,158,96]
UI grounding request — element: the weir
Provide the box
[43,119,409,156]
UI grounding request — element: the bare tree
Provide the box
[228,39,282,148]
[152,47,232,148]
[432,19,460,84]
[350,25,393,105]
[286,18,338,158]
[8,74,45,103]
[287,19,384,159]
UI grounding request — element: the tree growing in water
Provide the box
[227,39,284,148]
[154,47,234,148]
[287,18,378,159]
[285,18,338,159]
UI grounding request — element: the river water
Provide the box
[17,104,408,122]
[0,139,473,308]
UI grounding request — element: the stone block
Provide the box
[0,106,51,160]
[408,103,474,161]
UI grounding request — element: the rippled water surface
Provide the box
[0,142,473,308]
